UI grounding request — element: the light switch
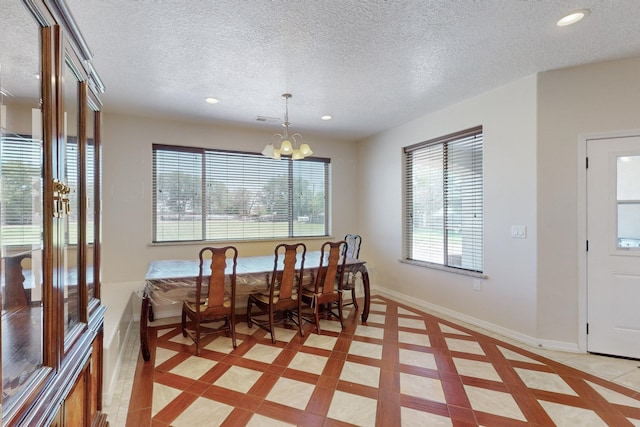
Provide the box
[511,225,527,239]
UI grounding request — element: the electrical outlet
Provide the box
[473,278,482,291]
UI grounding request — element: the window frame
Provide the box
[403,126,484,275]
[152,144,331,243]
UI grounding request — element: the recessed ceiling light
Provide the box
[557,9,590,26]
[205,97,219,104]
[321,115,332,121]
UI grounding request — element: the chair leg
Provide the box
[230,315,237,349]
[181,306,187,337]
[194,319,201,356]
[337,298,344,329]
[315,304,321,334]
[269,307,276,344]
[351,286,359,310]
[297,305,304,338]
[247,297,253,328]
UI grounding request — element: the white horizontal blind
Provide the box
[292,158,329,237]
[0,134,43,247]
[152,145,329,242]
[86,140,95,244]
[404,127,483,273]
[406,142,445,265]
[205,150,290,240]
[66,137,79,245]
[153,146,203,242]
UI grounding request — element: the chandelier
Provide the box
[261,93,313,160]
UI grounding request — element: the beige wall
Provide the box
[358,76,540,342]
[101,113,359,284]
[536,56,640,345]
[357,56,640,351]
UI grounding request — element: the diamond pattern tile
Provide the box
[242,343,283,364]
[287,351,328,375]
[171,397,234,426]
[401,372,447,402]
[169,356,216,379]
[265,377,315,408]
[348,340,383,359]
[327,390,378,426]
[340,361,380,387]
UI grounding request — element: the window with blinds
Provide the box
[0,134,43,247]
[403,126,483,273]
[152,144,330,243]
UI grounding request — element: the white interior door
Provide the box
[586,135,640,359]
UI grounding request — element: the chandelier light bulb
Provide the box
[261,144,275,158]
[299,143,313,157]
[280,139,293,154]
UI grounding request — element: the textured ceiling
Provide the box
[60,0,640,140]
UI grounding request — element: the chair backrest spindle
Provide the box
[343,234,362,260]
[271,243,306,299]
[206,250,229,307]
[317,240,347,295]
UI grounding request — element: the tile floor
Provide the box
[106,296,640,426]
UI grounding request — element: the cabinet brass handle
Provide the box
[53,179,71,217]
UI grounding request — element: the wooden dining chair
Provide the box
[181,245,238,356]
[247,243,306,344]
[342,233,362,310]
[301,240,347,334]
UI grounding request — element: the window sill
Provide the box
[400,259,488,279]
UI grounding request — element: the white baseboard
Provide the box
[103,319,133,406]
[371,285,581,354]
[101,281,143,406]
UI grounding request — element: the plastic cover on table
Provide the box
[141,270,316,308]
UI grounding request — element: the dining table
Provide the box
[139,251,371,361]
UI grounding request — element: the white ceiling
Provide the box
[64,0,640,141]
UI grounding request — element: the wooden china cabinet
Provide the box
[1,1,107,425]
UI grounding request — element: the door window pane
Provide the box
[617,155,640,249]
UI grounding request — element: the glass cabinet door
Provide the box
[1,1,105,425]
[86,101,98,302]
[0,1,46,416]
[91,97,103,307]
